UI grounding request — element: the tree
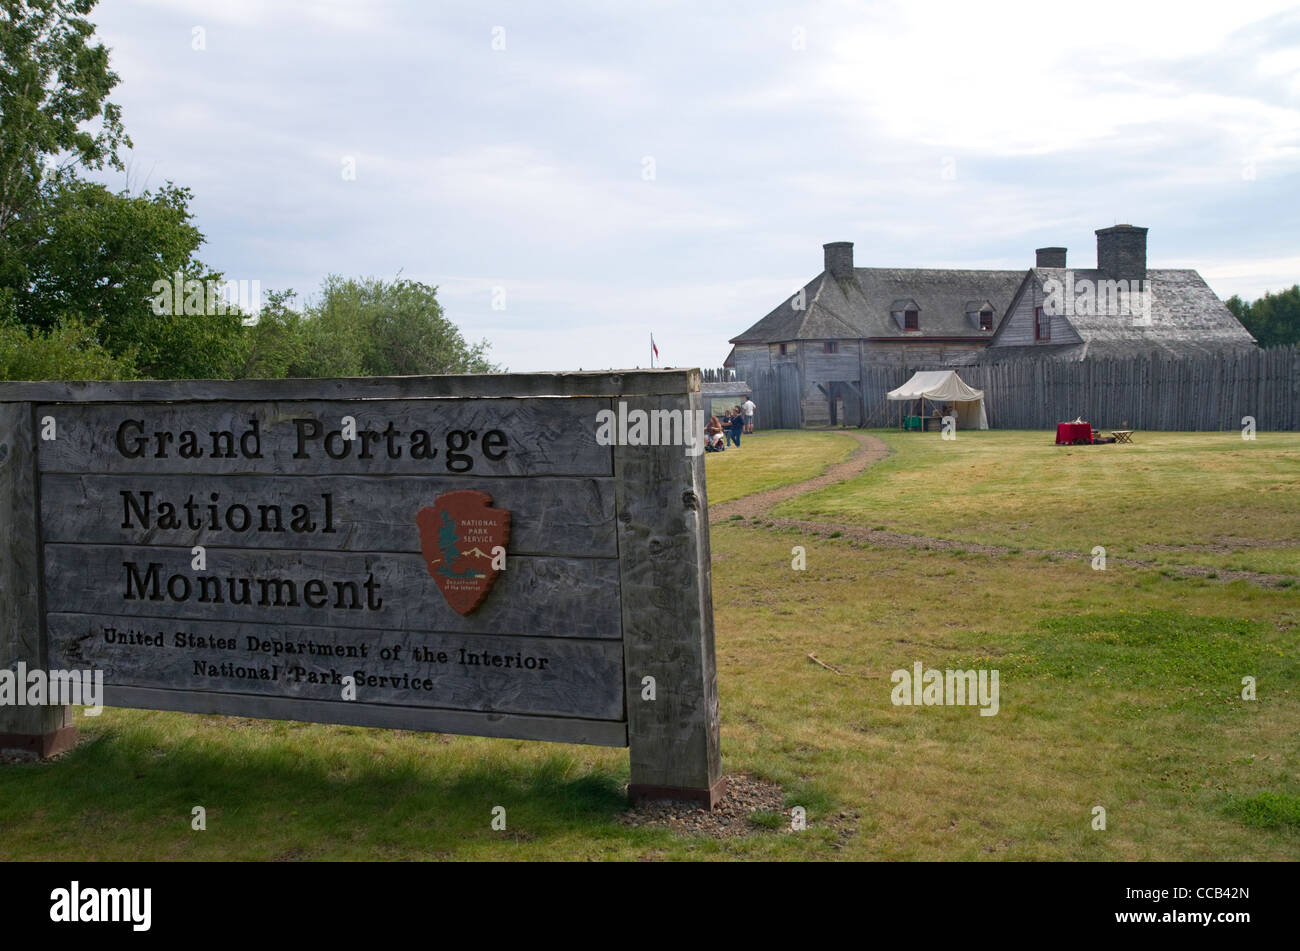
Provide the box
[4,178,246,377]
[234,288,308,379]
[288,276,499,378]
[0,314,135,379]
[0,2,501,382]
[1,1,249,378]
[1227,285,1300,349]
[0,0,130,242]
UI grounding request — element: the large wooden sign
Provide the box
[0,371,723,805]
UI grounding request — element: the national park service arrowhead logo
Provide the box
[416,490,510,615]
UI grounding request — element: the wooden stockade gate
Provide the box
[0,370,724,806]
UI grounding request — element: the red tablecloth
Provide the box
[1056,422,1093,445]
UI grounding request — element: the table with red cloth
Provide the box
[1056,422,1093,445]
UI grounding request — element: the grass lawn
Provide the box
[1,428,1296,860]
[701,429,857,504]
[774,429,1300,578]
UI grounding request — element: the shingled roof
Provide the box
[729,266,1025,344]
[973,267,1257,363]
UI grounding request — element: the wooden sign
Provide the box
[0,372,723,806]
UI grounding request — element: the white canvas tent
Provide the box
[886,370,989,430]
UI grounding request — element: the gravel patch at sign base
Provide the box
[619,773,787,838]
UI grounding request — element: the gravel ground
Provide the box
[618,773,862,844]
[618,773,788,838]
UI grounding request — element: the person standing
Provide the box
[728,407,744,447]
[742,396,756,434]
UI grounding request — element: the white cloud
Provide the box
[83,0,1300,371]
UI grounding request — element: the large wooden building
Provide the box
[725,226,1255,427]
[976,226,1257,362]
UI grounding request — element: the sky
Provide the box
[87,0,1300,373]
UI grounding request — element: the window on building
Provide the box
[1035,306,1050,341]
[904,309,919,331]
[980,308,994,331]
[779,343,788,355]
[824,341,838,354]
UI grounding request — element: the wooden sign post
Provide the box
[0,370,723,806]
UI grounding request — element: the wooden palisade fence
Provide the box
[743,346,1300,431]
[950,346,1300,431]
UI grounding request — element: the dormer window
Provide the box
[891,299,921,332]
[966,299,995,331]
[1035,306,1051,341]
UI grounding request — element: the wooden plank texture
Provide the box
[2,370,731,784]
[41,473,616,557]
[615,392,723,797]
[0,403,72,740]
[98,685,628,746]
[0,369,698,404]
[48,613,624,720]
[45,544,622,638]
[37,398,611,476]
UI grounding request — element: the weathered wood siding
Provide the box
[615,391,722,799]
[992,280,1083,347]
[49,614,624,720]
[2,371,724,795]
[44,545,621,635]
[42,474,616,556]
[0,404,72,741]
[861,341,990,367]
[38,398,608,477]
[955,346,1300,430]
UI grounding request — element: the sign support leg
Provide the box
[0,402,75,758]
[614,388,725,807]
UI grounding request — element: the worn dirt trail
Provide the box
[707,430,889,523]
[708,429,1294,589]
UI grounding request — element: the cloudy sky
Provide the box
[89,0,1300,372]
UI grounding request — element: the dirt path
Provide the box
[709,429,1295,589]
[708,430,889,523]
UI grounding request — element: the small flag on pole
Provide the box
[651,333,659,367]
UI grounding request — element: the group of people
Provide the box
[705,397,755,452]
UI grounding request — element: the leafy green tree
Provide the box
[234,288,308,379]
[1227,286,1300,349]
[6,178,246,377]
[289,276,499,378]
[1,3,500,382]
[0,0,130,242]
[1,1,250,378]
[0,314,135,379]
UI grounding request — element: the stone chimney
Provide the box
[1096,225,1147,281]
[823,241,854,280]
[1035,247,1067,268]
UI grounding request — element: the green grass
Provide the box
[710,525,1300,860]
[1224,792,1300,829]
[702,429,857,504]
[772,429,1300,577]
[2,427,1297,860]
